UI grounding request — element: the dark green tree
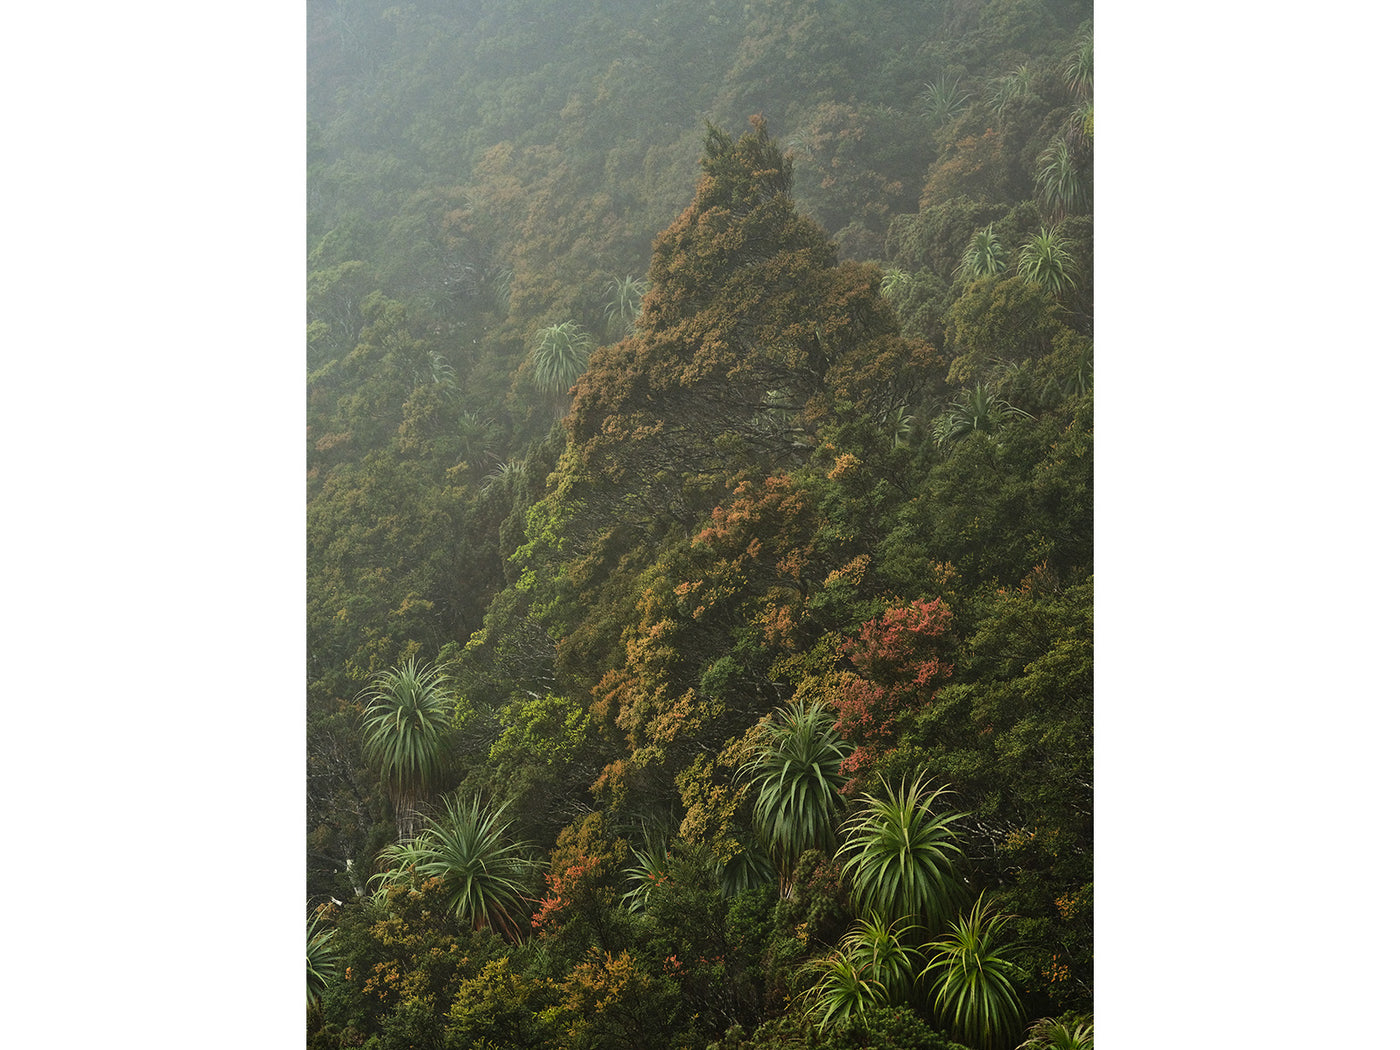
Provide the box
[567,117,937,534]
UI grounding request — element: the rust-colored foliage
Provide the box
[834,599,954,780]
[531,812,629,938]
[690,476,816,607]
[921,126,1016,209]
[564,117,933,531]
[553,949,675,1047]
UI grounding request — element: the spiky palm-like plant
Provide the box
[880,267,912,298]
[957,225,1008,281]
[988,64,1033,121]
[919,75,970,126]
[837,776,968,931]
[742,700,851,894]
[1018,1016,1094,1050]
[804,916,920,1029]
[373,794,537,939]
[1033,138,1090,224]
[934,384,1031,450]
[488,265,514,312]
[1017,226,1079,298]
[621,833,670,913]
[482,457,525,490]
[803,947,885,1030]
[921,894,1026,1050]
[844,917,919,1006]
[306,908,339,1009]
[428,349,457,387]
[784,128,817,160]
[456,409,502,472]
[604,274,650,339]
[886,403,914,449]
[1065,101,1094,153]
[374,837,422,889]
[359,658,454,839]
[719,842,776,897]
[1064,34,1093,100]
[530,320,594,398]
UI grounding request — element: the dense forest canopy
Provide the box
[308,1,1094,1047]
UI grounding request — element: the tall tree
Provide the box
[566,116,937,534]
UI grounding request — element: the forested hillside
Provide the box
[307,2,1093,1047]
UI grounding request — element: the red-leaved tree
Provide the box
[835,598,953,781]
